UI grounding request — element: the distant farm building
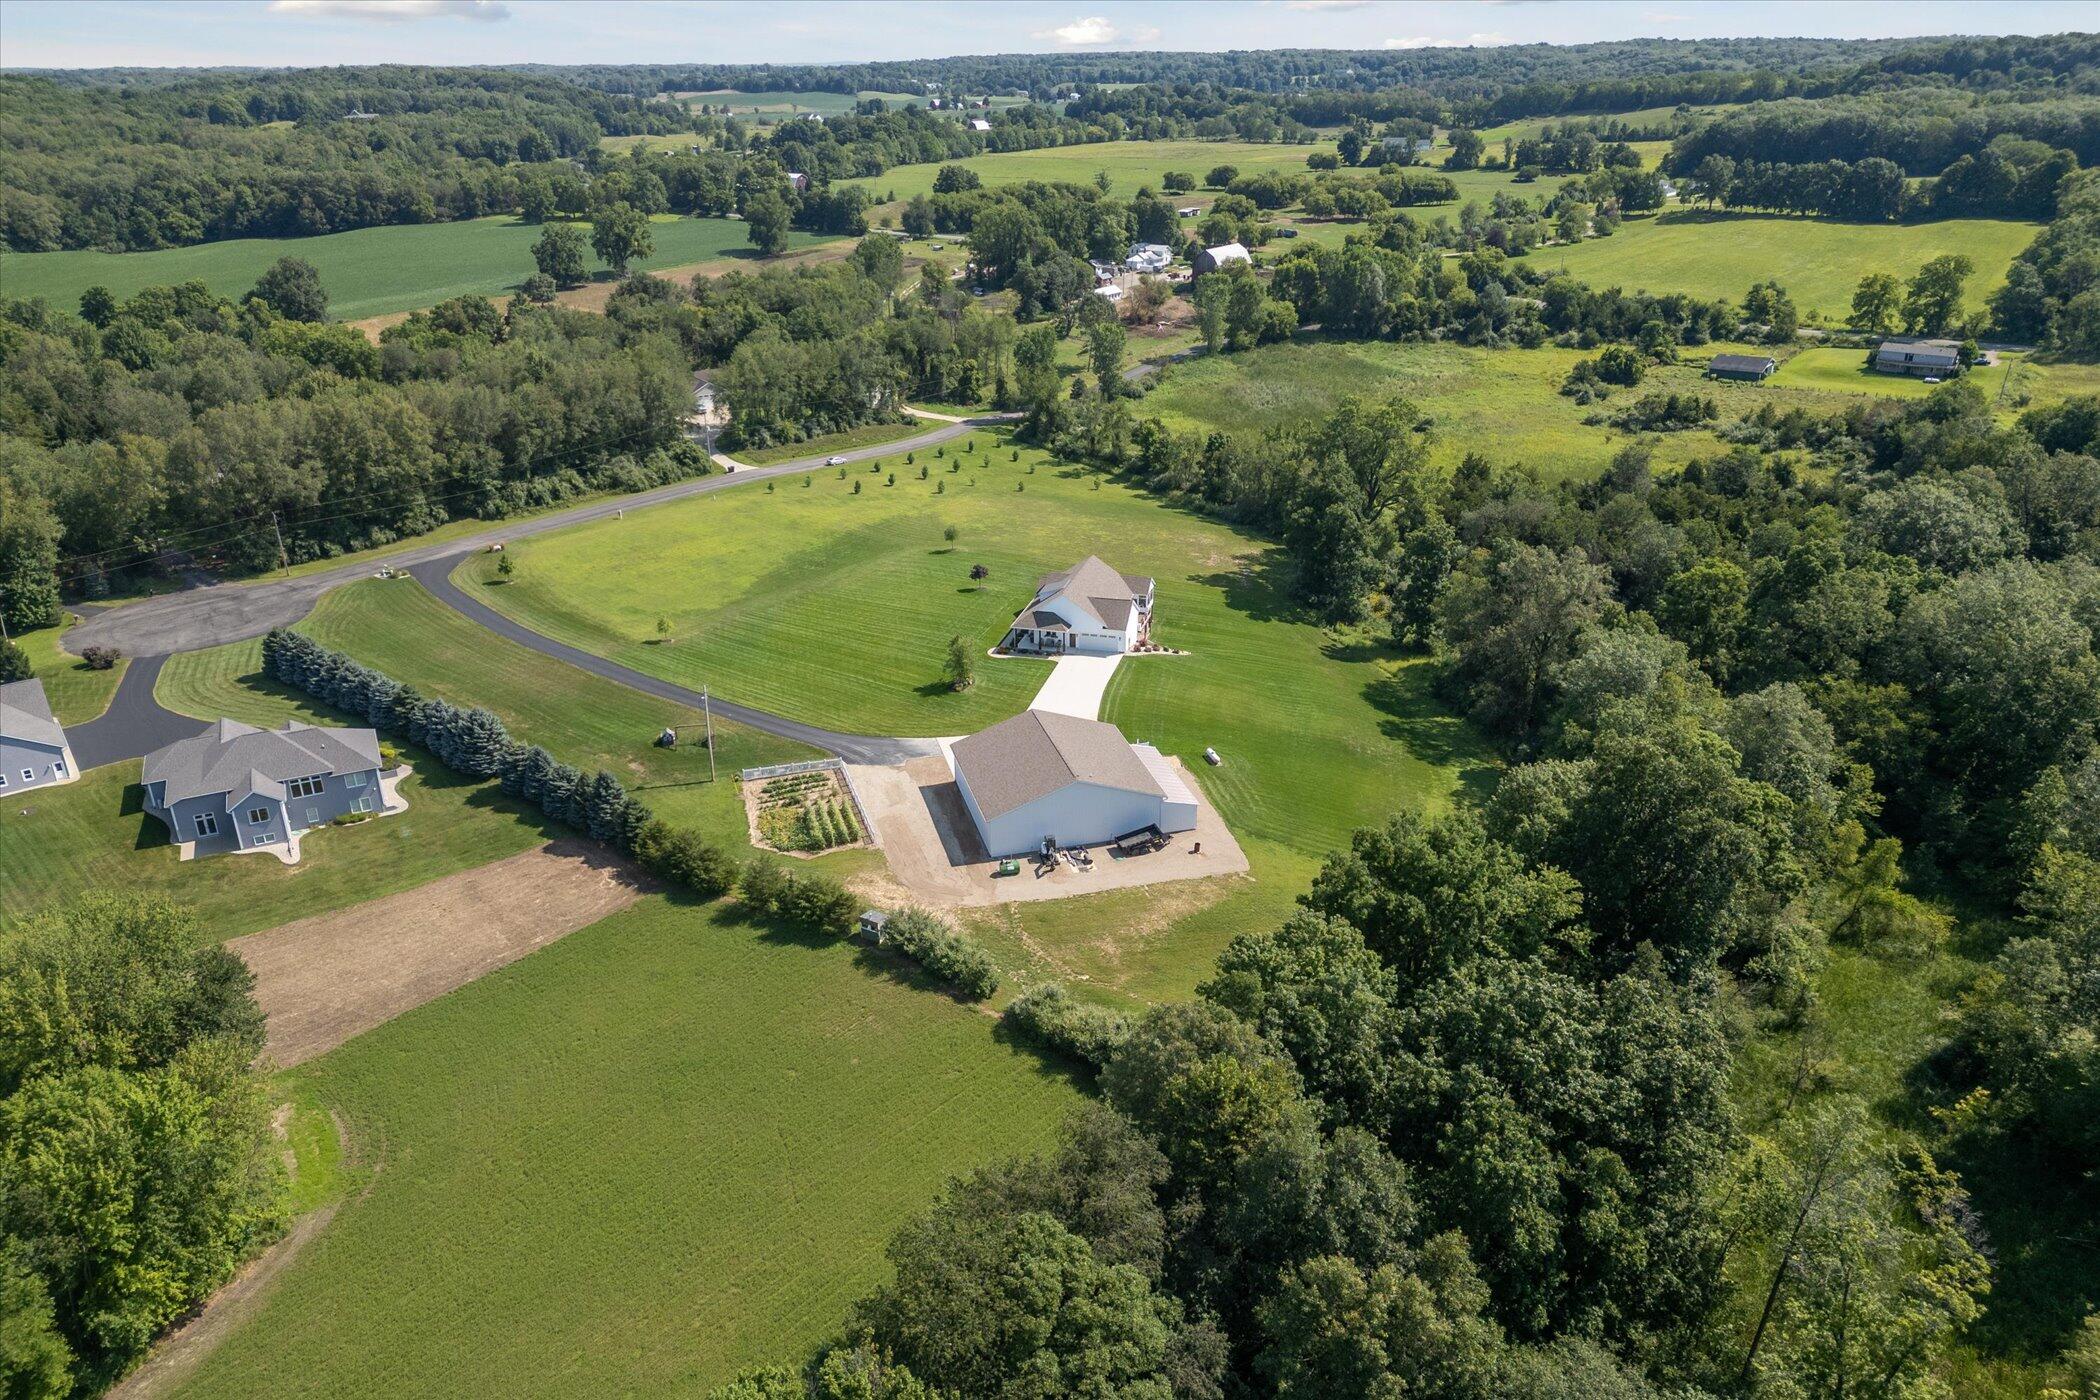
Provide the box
[969,118,992,132]
[785,171,810,193]
[1872,338,1963,377]
[949,711,1197,857]
[1707,353,1777,382]
[1193,242,1251,274]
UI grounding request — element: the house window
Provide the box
[193,813,219,837]
[354,796,372,814]
[304,806,319,825]
[18,770,30,784]
[345,771,368,789]
[52,758,65,775]
[251,835,271,848]
[0,772,8,789]
[246,807,271,826]
[287,774,326,799]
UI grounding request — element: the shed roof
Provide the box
[1203,241,1250,264]
[1874,338,1960,365]
[143,718,381,807]
[951,711,1163,821]
[0,679,65,751]
[1708,353,1776,374]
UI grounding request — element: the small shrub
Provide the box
[79,645,121,670]
[885,908,1000,1001]
[1003,983,1131,1068]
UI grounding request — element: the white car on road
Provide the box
[826,455,847,466]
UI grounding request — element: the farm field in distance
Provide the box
[0,214,836,323]
[172,896,1082,1398]
[1528,208,2039,320]
[846,139,1322,205]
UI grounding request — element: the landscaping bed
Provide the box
[745,767,869,856]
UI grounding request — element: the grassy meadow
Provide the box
[1529,209,2039,320]
[0,214,835,323]
[173,896,1082,1398]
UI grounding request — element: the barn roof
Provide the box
[951,711,1163,821]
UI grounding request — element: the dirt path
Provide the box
[105,1203,340,1400]
[229,838,653,1067]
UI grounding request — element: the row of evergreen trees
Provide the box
[261,627,646,852]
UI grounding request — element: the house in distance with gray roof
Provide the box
[949,709,1197,857]
[1002,555,1155,655]
[0,678,79,797]
[141,717,399,862]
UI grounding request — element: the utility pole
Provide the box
[702,685,716,782]
[271,512,290,577]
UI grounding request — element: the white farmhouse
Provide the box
[1002,556,1154,655]
[949,710,1197,856]
[1124,243,1173,273]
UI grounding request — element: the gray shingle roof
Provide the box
[0,679,65,752]
[142,719,382,807]
[951,710,1164,821]
[1708,353,1775,375]
[1874,338,1960,367]
[1030,556,1147,631]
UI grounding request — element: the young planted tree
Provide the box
[945,635,976,691]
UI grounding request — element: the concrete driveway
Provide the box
[1027,654,1123,720]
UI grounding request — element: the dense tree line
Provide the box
[1666,93,2100,177]
[0,67,685,251]
[0,272,694,623]
[0,896,281,1396]
[1991,167,2100,353]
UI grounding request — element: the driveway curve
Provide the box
[407,558,940,767]
[66,417,1008,660]
[65,655,208,770]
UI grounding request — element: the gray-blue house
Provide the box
[141,718,394,861]
[0,678,79,796]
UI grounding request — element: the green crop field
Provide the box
[0,215,835,323]
[1474,104,1747,144]
[846,139,1323,205]
[172,896,1082,1398]
[1526,209,2039,320]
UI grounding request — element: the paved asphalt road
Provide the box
[66,417,1005,660]
[407,560,941,767]
[64,655,208,770]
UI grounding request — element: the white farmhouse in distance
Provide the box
[1124,243,1173,273]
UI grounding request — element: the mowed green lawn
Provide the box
[846,139,1321,204]
[1771,346,2016,399]
[1529,209,2039,320]
[172,896,1082,1398]
[0,215,835,323]
[297,579,825,851]
[10,615,124,725]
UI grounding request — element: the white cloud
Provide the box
[1643,9,1688,20]
[268,0,511,21]
[1034,15,1120,45]
[1384,32,1510,48]
[1285,1,1373,10]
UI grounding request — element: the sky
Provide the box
[1,0,2092,71]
